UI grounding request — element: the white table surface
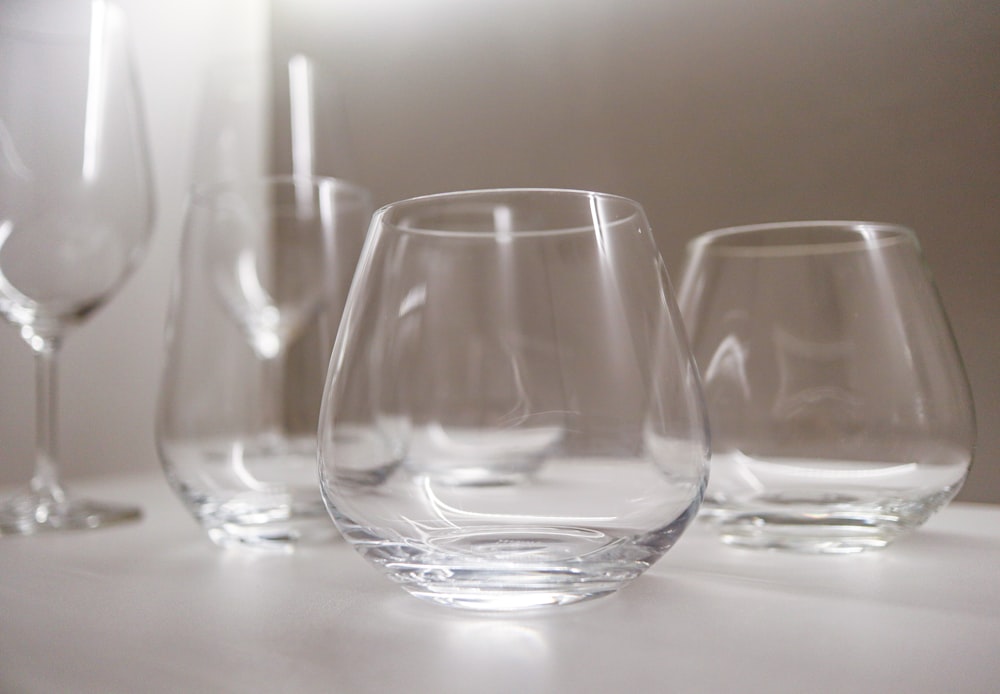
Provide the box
[2,473,998,694]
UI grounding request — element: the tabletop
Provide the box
[2,473,998,694]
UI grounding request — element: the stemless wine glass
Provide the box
[158,175,371,549]
[678,221,975,553]
[0,0,154,534]
[319,189,709,610]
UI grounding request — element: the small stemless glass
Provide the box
[158,175,371,549]
[318,188,709,610]
[678,221,975,553]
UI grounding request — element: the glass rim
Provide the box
[187,174,372,208]
[375,187,646,239]
[686,220,919,258]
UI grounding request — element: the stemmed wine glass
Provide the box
[0,0,154,534]
[205,181,330,453]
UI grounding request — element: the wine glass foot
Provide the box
[0,491,141,536]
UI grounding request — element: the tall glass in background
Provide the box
[678,221,975,553]
[0,0,155,533]
[319,189,709,610]
[157,175,371,549]
[191,49,357,188]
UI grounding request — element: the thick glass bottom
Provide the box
[0,489,141,535]
[204,515,338,551]
[339,515,695,611]
[163,436,341,550]
[326,455,704,609]
[186,493,338,551]
[700,485,962,554]
[399,568,627,611]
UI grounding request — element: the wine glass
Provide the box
[205,178,330,451]
[191,50,358,188]
[158,175,372,549]
[318,189,709,609]
[677,221,975,553]
[0,0,154,534]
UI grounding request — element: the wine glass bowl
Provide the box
[318,189,709,609]
[204,185,327,360]
[678,221,975,553]
[0,198,146,339]
[0,0,154,534]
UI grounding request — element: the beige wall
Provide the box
[1,1,995,505]
[273,0,999,501]
[0,1,270,486]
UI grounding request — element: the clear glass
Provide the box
[319,188,709,610]
[678,221,975,553]
[158,175,371,550]
[0,0,154,534]
[191,50,358,187]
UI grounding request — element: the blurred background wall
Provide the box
[0,0,269,487]
[1,0,997,503]
[269,0,999,502]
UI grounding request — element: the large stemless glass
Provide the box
[678,221,975,553]
[0,0,154,534]
[319,188,709,610]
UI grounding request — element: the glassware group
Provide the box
[0,1,976,615]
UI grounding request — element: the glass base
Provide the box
[343,521,694,611]
[700,486,960,554]
[204,514,339,552]
[0,490,141,535]
[188,495,339,551]
[711,515,904,554]
[163,435,341,551]
[394,564,631,611]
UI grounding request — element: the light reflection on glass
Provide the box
[82,0,108,182]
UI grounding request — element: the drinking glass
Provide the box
[158,175,371,549]
[191,51,357,187]
[318,188,709,610]
[0,0,154,534]
[678,221,975,553]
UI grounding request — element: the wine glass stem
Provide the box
[261,351,284,442]
[31,340,67,506]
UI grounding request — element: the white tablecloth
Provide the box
[2,473,998,693]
